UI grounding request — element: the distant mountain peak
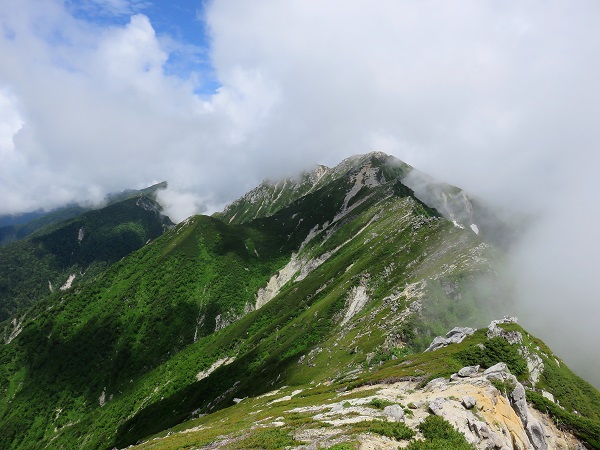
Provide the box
[216,151,413,225]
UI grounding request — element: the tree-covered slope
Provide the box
[0,195,172,323]
[0,205,88,245]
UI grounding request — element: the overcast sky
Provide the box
[1,0,599,384]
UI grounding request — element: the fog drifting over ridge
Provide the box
[1,1,599,386]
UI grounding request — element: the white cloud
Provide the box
[0,87,24,157]
[93,14,167,88]
[156,188,217,224]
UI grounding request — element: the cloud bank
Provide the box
[2,1,599,216]
[1,0,599,384]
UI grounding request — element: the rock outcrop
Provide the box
[487,317,523,344]
[278,365,581,450]
[482,362,548,450]
[425,326,476,352]
[458,365,480,377]
[382,404,404,421]
[417,319,580,449]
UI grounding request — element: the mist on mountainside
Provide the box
[1,1,599,389]
[377,156,600,389]
[509,195,600,389]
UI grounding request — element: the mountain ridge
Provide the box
[0,152,597,450]
[216,151,511,247]
[0,181,169,246]
[0,193,173,324]
[215,152,411,224]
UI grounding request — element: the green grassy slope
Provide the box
[0,211,291,449]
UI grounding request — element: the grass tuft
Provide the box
[227,427,303,449]
[367,398,396,410]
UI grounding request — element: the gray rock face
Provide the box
[483,362,510,381]
[382,404,404,421]
[481,361,549,449]
[458,365,480,377]
[425,377,449,389]
[461,395,477,409]
[511,382,528,424]
[447,326,476,339]
[424,336,448,352]
[489,317,519,326]
[425,327,476,352]
[450,373,462,382]
[527,416,548,450]
[467,418,490,439]
[466,417,508,449]
[429,397,446,416]
[487,317,523,344]
[541,390,555,403]
[521,346,545,386]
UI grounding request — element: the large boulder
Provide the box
[483,362,511,381]
[428,397,446,416]
[458,365,480,378]
[382,404,404,421]
[461,395,477,409]
[425,327,476,352]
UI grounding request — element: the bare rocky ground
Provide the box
[134,367,584,450]
[278,370,583,450]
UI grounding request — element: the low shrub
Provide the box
[367,398,395,410]
[405,415,475,450]
[368,420,415,440]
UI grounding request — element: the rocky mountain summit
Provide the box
[0,152,598,450]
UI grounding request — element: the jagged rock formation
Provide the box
[425,326,476,352]
[488,317,523,344]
